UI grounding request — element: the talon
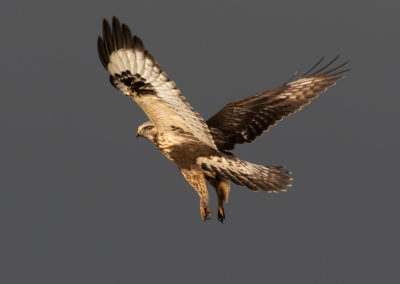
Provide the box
[201,207,211,221]
[217,207,225,224]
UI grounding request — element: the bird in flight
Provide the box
[97,17,350,223]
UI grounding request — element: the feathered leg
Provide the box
[180,166,211,221]
[208,177,230,223]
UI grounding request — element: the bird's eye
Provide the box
[144,125,154,131]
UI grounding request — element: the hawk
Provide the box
[97,17,350,222]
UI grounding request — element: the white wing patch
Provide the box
[98,18,217,149]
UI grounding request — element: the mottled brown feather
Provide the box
[207,56,351,151]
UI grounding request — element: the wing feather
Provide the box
[98,17,217,149]
[197,155,292,192]
[207,56,351,151]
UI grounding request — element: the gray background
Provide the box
[1,0,399,283]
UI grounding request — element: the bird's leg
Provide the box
[180,167,211,221]
[207,177,230,224]
[216,178,230,224]
[200,207,212,221]
[217,200,225,223]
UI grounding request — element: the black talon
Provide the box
[217,208,225,224]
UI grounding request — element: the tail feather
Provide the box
[197,155,292,192]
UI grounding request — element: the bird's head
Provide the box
[136,121,158,142]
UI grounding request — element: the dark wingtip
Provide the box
[106,17,137,51]
[302,56,325,76]
[299,55,352,81]
[112,16,123,50]
[102,18,113,54]
[98,16,142,70]
[122,23,134,49]
[97,36,109,68]
[133,35,144,51]
[102,18,110,33]
[312,55,341,75]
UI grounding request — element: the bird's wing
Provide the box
[206,56,351,151]
[197,155,292,192]
[98,17,217,149]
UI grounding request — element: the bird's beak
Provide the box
[136,129,142,138]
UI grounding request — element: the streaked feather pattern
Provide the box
[207,56,351,151]
[197,155,292,192]
[98,17,217,149]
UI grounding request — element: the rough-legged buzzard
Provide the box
[97,17,350,222]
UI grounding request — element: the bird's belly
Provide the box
[155,134,181,162]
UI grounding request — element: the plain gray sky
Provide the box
[1,0,399,283]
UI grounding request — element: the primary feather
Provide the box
[207,56,350,151]
[98,17,217,149]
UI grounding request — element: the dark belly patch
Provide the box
[169,142,220,169]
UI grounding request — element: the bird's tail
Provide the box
[197,155,292,192]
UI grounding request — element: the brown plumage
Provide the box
[97,17,350,223]
[207,55,350,151]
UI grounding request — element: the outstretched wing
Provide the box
[98,17,216,149]
[206,56,351,151]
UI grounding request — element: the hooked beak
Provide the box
[136,129,142,138]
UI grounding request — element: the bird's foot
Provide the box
[200,207,211,221]
[217,206,225,224]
